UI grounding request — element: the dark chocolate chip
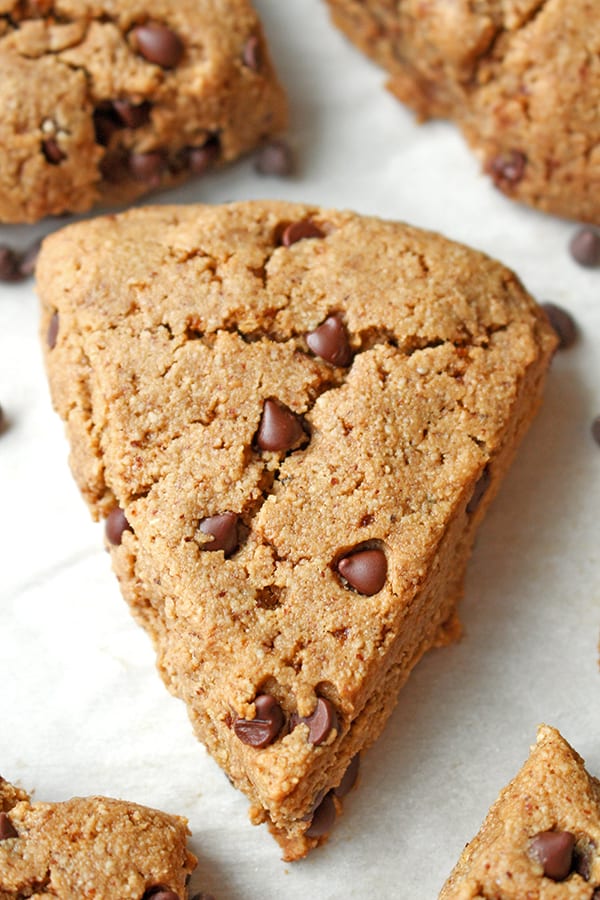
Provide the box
[334,754,360,798]
[0,246,24,282]
[46,312,59,349]
[0,812,18,840]
[466,465,491,514]
[242,35,261,70]
[530,830,575,881]
[133,23,184,68]
[42,138,66,164]
[281,220,324,247]
[112,99,151,129]
[542,303,578,349]
[128,151,165,183]
[105,507,132,546]
[306,315,352,367]
[19,238,42,278]
[142,891,179,900]
[292,698,338,746]
[305,792,336,838]
[337,548,387,596]
[93,106,120,146]
[591,415,600,447]
[569,227,600,268]
[489,150,527,187]
[199,512,239,557]
[233,694,284,748]
[254,139,295,177]
[256,399,306,452]
[188,138,220,175]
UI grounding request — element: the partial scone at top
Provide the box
[439,726,600,899]
[326,0,600,223]
[0,774,196,899]
[0,0,287,223]
[37,200,557,859]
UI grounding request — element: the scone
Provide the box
[37,200,557,859]
[0,0,287,223]
[439,726,600,899]
[325,0,600,223]
[0,774,196,899]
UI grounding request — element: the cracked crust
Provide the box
[0,775,196,899]
[439,726,600,899]
[326,0,600,222]
[0,0,287,223]
[37,200,556,858]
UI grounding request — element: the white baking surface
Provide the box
[1,2,599,897]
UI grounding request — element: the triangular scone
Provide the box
[0,775,196,898]
[37,201,556,859]
[439,726,600,899]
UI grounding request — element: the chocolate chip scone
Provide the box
[0,774,196,898]
[0,0,286,223]
[37,200,556,859]
[325,0,600,223]
[439,726,600,898]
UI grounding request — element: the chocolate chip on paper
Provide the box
[255,139,295,177]
[569,226,600,268]
[541,302,577,349]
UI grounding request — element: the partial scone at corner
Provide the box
[325,0,600,224]
[0,0,287,223]
[37,200,557,859]
[439,726,600,899]
[0,774,196,899]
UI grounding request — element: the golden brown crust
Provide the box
[37,200,556,858]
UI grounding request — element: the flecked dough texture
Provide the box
[325,0,600,223]
[38,200,557,859]
[0,775,196,899]
[0,0,287,223]
[439,726,600,899]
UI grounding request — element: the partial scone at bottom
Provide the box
[0,0,287,223]
[439,726,600,899]
[0,774,196,899]
[37,200,557,859]
[325,0,600,223]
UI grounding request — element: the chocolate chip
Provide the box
[591,415,600,447]
[188,138,220,175]
[42,137,66,165]
[292,698,338,746]
[569,227,600,268]
[133,23,184,68]
[489,150,527,187]
[19,238,42,278]
[0,812,18,840]
[466,465,491,514]
[542,302,578,349]
[93,105,120,146]
[129,151,165,183]
[142,891,180,900]
[255,139,295,177]
[105,507,132,546]
[306,315,352,367]
[256,399,306,452]
[0,245,24,282]
[281,220,325,247]
[46,311,59,349]
[337,548,387,596]
[334,754,360,798]
[305,792,336,838]
[199,512,239,556]
[242,35,261,70]
[233,694,284,748]
[530,830,575,881]
[112,99,151,129]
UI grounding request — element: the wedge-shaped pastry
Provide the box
[38,201,556,859]
[0,0,287,222]
[440,726,600,898]
[0,774,196,899]
[325,0,600,223]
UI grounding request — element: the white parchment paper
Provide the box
[1,2,599,897]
